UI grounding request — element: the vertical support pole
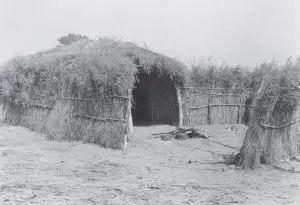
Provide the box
[207,91,211,124]
[128,106,133,134]
[126,89,133,134]
[176,87,183,128]
[237,93,243,124]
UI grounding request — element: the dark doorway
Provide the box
[132,70,179,126]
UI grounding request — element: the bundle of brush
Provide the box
[235,59,300,169]
[153,127,208,141]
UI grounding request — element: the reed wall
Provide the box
[181,87,251,126]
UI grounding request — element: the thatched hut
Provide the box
[0,38,188,149]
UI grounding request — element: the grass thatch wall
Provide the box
[0,38,187,149]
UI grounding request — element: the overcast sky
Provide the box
[0,0,299,67]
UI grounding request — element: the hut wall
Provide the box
[0,94,129,149]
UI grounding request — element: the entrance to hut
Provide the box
[131,70,179,126]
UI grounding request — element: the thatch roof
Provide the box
[35,38,187,76]
[0,38,188,103]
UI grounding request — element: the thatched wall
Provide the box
[0,93,130,149]
[181,87,250,126]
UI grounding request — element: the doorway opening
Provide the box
[131,70,179,126]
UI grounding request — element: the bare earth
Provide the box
[0,124,300,205]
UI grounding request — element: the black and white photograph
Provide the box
[0,0,299,204]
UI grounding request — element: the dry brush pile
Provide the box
[152,127,209,141]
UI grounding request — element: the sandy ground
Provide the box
[0,124,300,205]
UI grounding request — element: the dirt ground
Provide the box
[0,124,300,205]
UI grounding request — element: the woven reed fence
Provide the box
[180,87,253,127]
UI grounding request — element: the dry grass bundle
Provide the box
[235,59,300,168]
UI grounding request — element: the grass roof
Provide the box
[0,38,188,103]
[29,38,187,80]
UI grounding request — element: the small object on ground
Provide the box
[289,167,295,171]
[112,188,123,193]
[188,160,192,164]
[88,198,98,204]
[3,199,9,202]
[148,186,160,190]
[154,127,208,141]
[224,200,241,204]
[25,193,36,200]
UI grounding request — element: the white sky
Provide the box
[0,0,299,67]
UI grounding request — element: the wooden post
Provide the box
[128,106,133,134]
[127,89,133,134]
[237,94,243,124]
[123,89,133,151]
[176,88,183,128]
[207,91,211,124]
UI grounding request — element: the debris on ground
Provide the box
[152,127,209,141]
